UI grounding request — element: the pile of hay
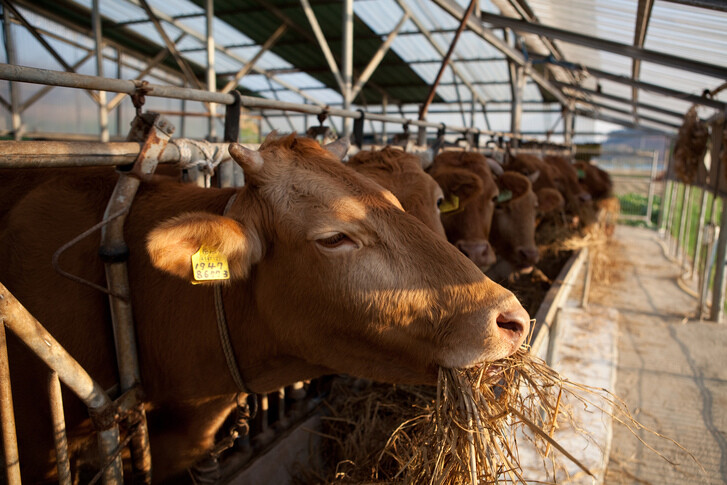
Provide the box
[674,106,709,184]
[299,346,690,485]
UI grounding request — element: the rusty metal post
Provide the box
[92,0,109,142]
[645,150,659,224]
[2,5,22,140]
[0,323,21,485]
[0,283,123,484]
[48,371,72,485]
[99,113,174,483]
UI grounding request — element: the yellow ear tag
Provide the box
[191,246,230,283]
[439,194,460,214]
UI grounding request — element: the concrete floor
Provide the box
[586,225,727,485]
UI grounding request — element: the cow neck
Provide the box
[214,193,251,394]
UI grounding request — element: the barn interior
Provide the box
[0,0,726,483]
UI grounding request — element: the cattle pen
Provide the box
[0,1,726,484]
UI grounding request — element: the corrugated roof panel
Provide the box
[526,0,637,44]
[69,0,147,23]
[453,31,506,60]
[593,79,633,100]
[391,33,441,63]
[645,2,727,69]
[146,0,202,17]
[354,0,407,35]
[276,72,326,90]
[126,22,179,47]
[408,0,459,30]
[177,15,253,47]
[639,61,726,102]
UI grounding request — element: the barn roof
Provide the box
[3,0,727,141]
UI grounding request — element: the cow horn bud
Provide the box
[324,137,350,160]
[486,157,504,177]
[229,143,264,174]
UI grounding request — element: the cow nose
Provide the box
[496,305,530,352]
[517,246,539,266]
[455,240,496,268]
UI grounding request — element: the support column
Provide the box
[3,5,21,140]
[206,0,216,140]
[381,94,388,144]
[92,0,108,142]
[341,0,353,136]
[510,64,524,147]
[710,197,727,322]
[563,104,574,145]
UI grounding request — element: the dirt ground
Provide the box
[587,225,727,485]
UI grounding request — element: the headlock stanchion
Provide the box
[98,112,175,484]
[0,283,124,485]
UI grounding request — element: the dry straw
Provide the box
[304,347,700,484]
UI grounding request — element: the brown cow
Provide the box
[347,147,445,236]
[427,151,498,269]
[0,134,529,482]
[489,172,539,272]
[574,160,613,200]
[544,155,592,209]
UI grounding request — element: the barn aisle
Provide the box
[585,225,727,484]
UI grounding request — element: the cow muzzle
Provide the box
[455,239,497,270]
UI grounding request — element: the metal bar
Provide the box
[0,282,124,484]
[93,0,109,142]
[691,189,709,278]
[350,12,409,100]
[431,0,569,105]
[677,185,689,261]
[659,0,727,12]
[563,104,573,145]
[341,0,353,136]
[575,99,682,130]
[219,24,287,94]
[116,50,123,136]
[0,64,568,144]
[18,51,95,114]
[0,323,21,485]
[137,0,204,91]
[682,185,695,267]
[511,64,526,144]
[657,149,672,233]
[477,10,727,80]
[48,371,72,485]
[299,0,344,92]
[666,182,679,253]
[710,197,727,322]
[107,33,186,112]
[572,65,726,111]
[2,5,21,140]
[206,0,216,139]
[553,81,688,121]
[631,0,654,120]
[418,0,478,144]
[645,150,659,223]
[394,0,492,112]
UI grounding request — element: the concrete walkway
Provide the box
[587,225,727,484]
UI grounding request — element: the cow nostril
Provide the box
[496,315,524,335]
[495,307,530,351]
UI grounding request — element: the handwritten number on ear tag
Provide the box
[439,194,460,214]
[191,246,230,283]
[496,190,513,204]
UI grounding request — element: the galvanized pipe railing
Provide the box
[0,282,124,484]
[0,63,568,146]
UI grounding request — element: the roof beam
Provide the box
[552,81,687,120]
[219,23,287,94]
[430,0,569,105]
[659,0,727,12]
[575,99,682,129]
[299,0,345,93]
[477,10,727,80]
[574,108,671,134]
[632,0,654,121]
[123,0,327,106]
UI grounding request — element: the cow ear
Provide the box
[536,188,564,213]
[429,168,483,206]
[146,212,263,283]
[323,137,350,160]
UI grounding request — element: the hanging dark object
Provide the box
[674,105,709,184]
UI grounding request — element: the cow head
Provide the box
[146,134,529,390]
[428,151,498,270]
[347,147,446,236]
[490,172,539,272]
[574,161,612,200]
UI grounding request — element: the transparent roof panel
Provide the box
[354,0,407,35]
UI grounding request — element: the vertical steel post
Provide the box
[510,64,525,148]
[710,197,727,322]
[0,324,21,485]
[3,6,22,140]
[93,0,109,142]
[116,49,123,137]
[206,0,216,140]
[657,148,671,233]
[341,0,353,136]
[691,189,709,279]
[666,183,679,254]
[563,105,573,145]
[676,185,689,263]
[220,90,240,187]
[645,150,659,224]
[180,97,186,138]
[48,371,72,485]
[682,185,694,267]
[381,94,388,144]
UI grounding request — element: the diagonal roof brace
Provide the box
[430,0,569,106]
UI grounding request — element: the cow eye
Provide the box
[315,233,358,250]
[436,196,444,208]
